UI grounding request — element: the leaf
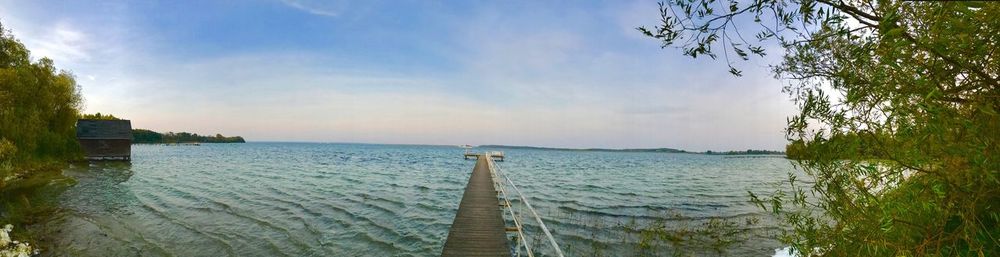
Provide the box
[733,46,748,60]
[748,191,766,211]
[879,216,893,232]
[932,183,946,199]
[978,104,998,116]
[728,67,743,77]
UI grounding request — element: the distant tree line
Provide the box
[132,129,245,144]
[75,114,244,144]
[79,112,120,120]
[480,145,688,153]
[703,149,784,155]
[483,144,791,155]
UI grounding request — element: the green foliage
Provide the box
[559,211,764,257]
[703,149,785,155]
[79,113,120,120]
[784,140,808,160]
[0,139,15,169]
[643,1,999,256]
[0,139,15,189]
[132,129,245,144]
[0,21,83,184]
[131,129,162,144]
[629,215,760,257]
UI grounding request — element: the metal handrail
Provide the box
[489,160,533,257]
[485,154,565,257]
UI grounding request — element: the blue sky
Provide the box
[1,0,796,150]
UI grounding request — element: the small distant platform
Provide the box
[463,151,504,161]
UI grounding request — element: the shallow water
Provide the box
[36,143,795,256]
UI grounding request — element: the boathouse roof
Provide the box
[76,119,133,140]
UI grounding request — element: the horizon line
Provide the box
[224,140,786,153]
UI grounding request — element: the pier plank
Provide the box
[441,156,511,257]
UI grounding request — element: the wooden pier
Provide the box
[441,154,511,257]
[443,151,563,257]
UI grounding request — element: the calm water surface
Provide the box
[39,143,796,256]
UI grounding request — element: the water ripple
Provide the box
[42,143,797,257]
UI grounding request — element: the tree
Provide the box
[80,112,120,120]
[131,129,163,144]
[0,21,83,181]
[641,1,998,256]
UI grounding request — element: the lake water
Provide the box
[36,142,796,256]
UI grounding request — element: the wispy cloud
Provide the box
[278,0,343,17]
[41,23,92,61]
[5,21,93,63]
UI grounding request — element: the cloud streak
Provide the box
[278,0,343,17]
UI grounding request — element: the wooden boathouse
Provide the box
[76,119,132,160]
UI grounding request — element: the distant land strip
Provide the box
[77,113,246,144]
[132,129,245,144]
[478,145,784,155]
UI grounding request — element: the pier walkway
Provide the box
[441,154,510,257]
[442,152,564,257]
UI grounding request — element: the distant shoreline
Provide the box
[132,129,245,144]
[189,141,785,156]
[479,144,689,153]
[478,145,785,155]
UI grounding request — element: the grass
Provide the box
[525,208,777,257]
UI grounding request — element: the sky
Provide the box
[0,0,797,150]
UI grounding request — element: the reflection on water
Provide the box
[31,143,794,256]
